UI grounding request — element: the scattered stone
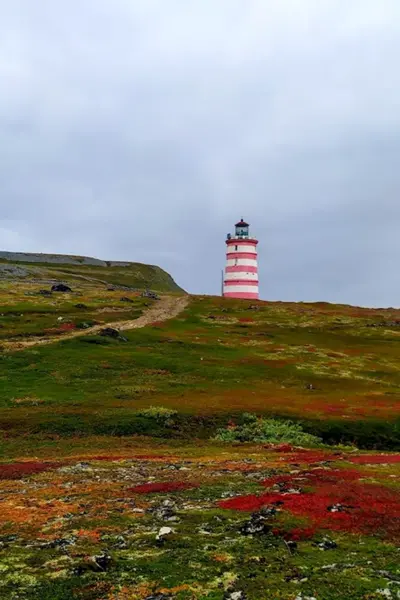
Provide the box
[77,322,92,329]
[120,296,134,303]
[37,536,77,550]
[75,303,88,309]
[112,535,128,549]
[320,563,338,570]
[376,590,393,599]
[367,321,400,328]
[224,592,246,600]
[51,283,72,292]
[315,537,338,550]
[38,289,52,296]
[99,327,128,342]
[58,462,92,474]
[142,290,160,300]
[327,503,354,513]
[75,552,113,575]
[91,552,113,571]
[240,508,276,535]
[156,526,174,541]
[285,540,298,553]
[148,500,179,522]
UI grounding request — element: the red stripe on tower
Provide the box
[223,218,259,300]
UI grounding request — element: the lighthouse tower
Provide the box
[223,218,259,299]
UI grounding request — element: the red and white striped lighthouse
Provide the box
[223,218,259,299]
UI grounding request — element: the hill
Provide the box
[0,251,184,293]
[1,292,400,600]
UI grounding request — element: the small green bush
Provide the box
[136,405,178,425]
[214,413,322,446]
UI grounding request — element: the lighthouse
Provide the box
[223,218,259,299]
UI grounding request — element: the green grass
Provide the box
[1,294,400,448]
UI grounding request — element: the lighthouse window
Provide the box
[235,245,238,251]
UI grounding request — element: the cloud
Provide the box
[0,0,399,306]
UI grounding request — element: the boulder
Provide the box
[51,283,72,292]
[141,290,160,300]
[156,526,174,541]
[99,327,128,342]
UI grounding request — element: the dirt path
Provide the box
[3,295,189,352]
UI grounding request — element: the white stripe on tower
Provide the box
[223,226,259,300]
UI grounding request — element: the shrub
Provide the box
[214,413,322,446]
[136,405,178,425]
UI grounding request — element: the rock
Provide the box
[285,540,298,553]
[144,594,172,600]
[38,536,77,550]
[91,552,112,571]
[99,327,128,342]
[141,290,160,300]
[113,535,128,549]
[240,508,276,535]
[120,296,134,303]
[148,500,178,522]
[58,462,92,474]
[156,526,174,541]
[38,289,52,296]
[315,537,338,550]
[327,503,353,513]
[51,283,72,292]
[74,552,112,575]
[224,592,246,600]
[75,303,88,309]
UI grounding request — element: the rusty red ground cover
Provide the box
[348,454,400,464]
[219,467,400,540]
[0,461,60,480]
[276,449,342,463]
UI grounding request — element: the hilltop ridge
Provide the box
[0,250,184,292]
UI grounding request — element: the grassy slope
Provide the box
[1,291,400,600]
[0,256,184,293]
[1,293,400,447]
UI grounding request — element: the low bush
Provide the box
[136,405,178,422]
[214,413,322,446]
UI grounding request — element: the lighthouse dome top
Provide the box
[235,219,249,227]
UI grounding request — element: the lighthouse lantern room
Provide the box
[223,218,259,300]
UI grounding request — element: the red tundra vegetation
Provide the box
[348,454,400,464]
[219,467,400,540]
[276,449,342,463]
[0,461,60,480]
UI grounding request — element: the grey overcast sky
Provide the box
[1,1,400,306]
